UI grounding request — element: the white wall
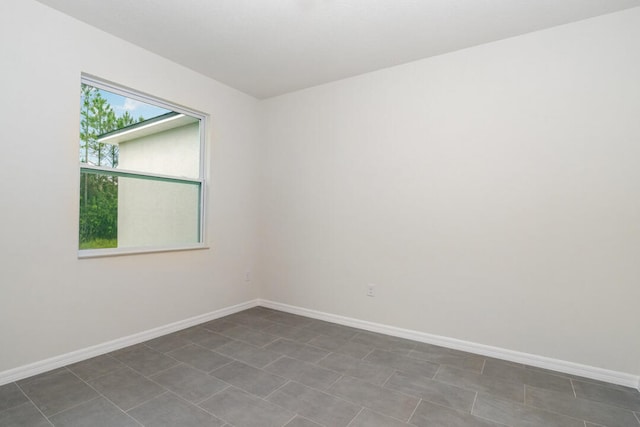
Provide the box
[258,8,640,375]
[0,1,260,372]
[1,0,639,380]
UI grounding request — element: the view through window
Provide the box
[79,77,205,255]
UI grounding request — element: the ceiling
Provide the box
[36,0,640,99]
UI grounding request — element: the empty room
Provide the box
[1,1,639,426]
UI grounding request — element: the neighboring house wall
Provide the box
[118,121,200,178]
[117,122,200,248]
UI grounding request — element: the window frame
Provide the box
[78,74,208,258]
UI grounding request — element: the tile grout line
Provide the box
[123,390,171,414]
[280,412,298,427]
[431,363,442,380]
[470,391,478,415]
[407,398,422,423]
[570,378,577,398]
[263,379,292,401]
[315,351,332,365]
[380,369,397,387]
[45,395,102,419]
[192,394,233,427]
[325,374,344,390]
[480,358,486,374]
[64,367,146,426]
[13,382,55,427]
[261,354,289,371]
[344,407,364,427]
[194,383,232,406]
[524,386,633,426]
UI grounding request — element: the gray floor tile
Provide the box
[200,387,294,427]
[129,393,224,426]
[434,365,525,403]
[7,308,639,427]
[350,331,416,354]
[88,367,165,411]
[266,381,361,427]
[66,354,125,381]
[0,401,51,427]
[317,352,394,386]
[329,376,419,421]
[349,408,411,427]
[211,361,287,398]
[364,349,439,378]
[264,338,330,363]
[332,340,377,359]
[284,415,323,426]
[308,335,374,359]
[242,306,277,316]
[303,321,360,340]
[150,364,228,403]
[264,311,315,328]
[526,386,639,427]
[473,394,584,427]
[482,357,524,369]
[111,344,179,376]
[265,356,341,390]
[385,371,476,412]
[482,359,574,395]
[49,397,140,427]
[17,369,98,416]
[0,382,28,412]
[167,344,233,372]
[178,326,224,343]
[215,340,282,368]
[410,400,504,427]
[200,319,240,334]
[523,365,635,394]
[222,313,279,331]
[306,334,351,351]
[219,325,279,347]
[572,379,640,411]
[408,346,485,373]
[195,332,234,350]
[144,332,191,353]
[17,368,67,385]
[262,323,320,343]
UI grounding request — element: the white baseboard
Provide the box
[3,297,638,392]
[0,299,259,386]
[259,299,640,390]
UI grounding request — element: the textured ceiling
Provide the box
[35,0,640,98]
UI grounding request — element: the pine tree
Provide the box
[79,85,144,248]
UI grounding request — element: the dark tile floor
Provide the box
[1,307,639,426]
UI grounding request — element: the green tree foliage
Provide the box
[79,85,143,249]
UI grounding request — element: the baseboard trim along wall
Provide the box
[2,297,638,391]
[0,299,260,386]
[259,299,640,390]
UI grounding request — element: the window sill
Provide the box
[78,244,209,259]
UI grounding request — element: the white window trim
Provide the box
[78,74,208,258]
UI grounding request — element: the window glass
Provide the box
[79,78,204,254]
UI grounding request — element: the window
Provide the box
[78,75,206,257]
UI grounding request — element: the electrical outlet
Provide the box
[366,284,376,297]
